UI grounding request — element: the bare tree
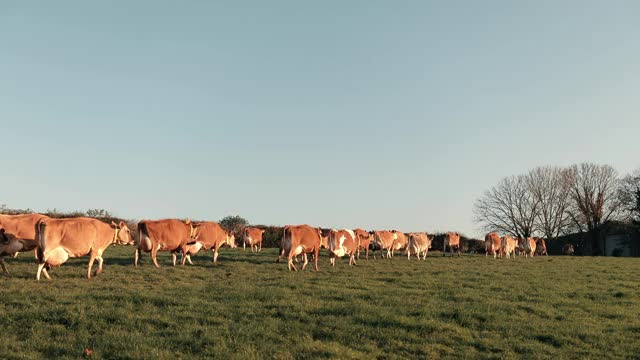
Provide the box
[565,163,622,255]
[474,174,539,239]
[527,166,572,240]
[619,168,640,225]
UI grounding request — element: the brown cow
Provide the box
[501,235,517,259]
[485,232,502,258]
[35,218,133,280]
[353,228,372,260]
[518,237,537,258]
[243,227,265,253]
[407,232,432,260]
[327,229,358,266]
[372,230,396,259]
[443,232,461,256]
[281,224,321,271]
[535,237,548,256]
[0,213,49,273]
[182,221,236,264]
[135,219,199,268]
[391,230,408,256]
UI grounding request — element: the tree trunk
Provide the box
[589,229,603,256]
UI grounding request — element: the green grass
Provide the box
[1,247,639,359]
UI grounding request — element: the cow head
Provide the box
[111,221,134,245]
[226,231,237,248]
[320,235,329,249]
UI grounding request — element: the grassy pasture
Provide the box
[0,247,639,359]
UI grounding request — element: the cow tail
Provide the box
[281,227,287,252]
[138,221,148,247]
[35,219,47,263]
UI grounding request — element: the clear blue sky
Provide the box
[1,1,638,237]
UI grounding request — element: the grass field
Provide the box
[1,246,639,359]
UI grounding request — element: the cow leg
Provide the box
[151,245,160,269]
[213,245,220,264]
[171,251,177,267]
[243,241,246,252]
[443,243,447,257]
[287,250,298,271]
[258,242,262,252]
[87,253,97,279]
[180,244,190,266]
[0,257,8,274]
[36,261,51,281]
[186,254,193,265]
[96,256,104,275]
[302,253,310,271]
[288,258,297,271]
[134,247,141,267]
[313,248,319,272]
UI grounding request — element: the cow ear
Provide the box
[119,221,126,228]
[184,219,191,225]
[111,221,118,228]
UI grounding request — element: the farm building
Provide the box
[551,221,640,257]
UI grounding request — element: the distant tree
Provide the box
[473,174,539,239]
[565,163,622,255]
[619,168,640,225]
[86,209,112,218]
[219,215,249,235]
[528,166,572,240]
[0,205,34,215]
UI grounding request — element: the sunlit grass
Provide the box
[1,247,638,359]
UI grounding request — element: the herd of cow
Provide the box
[0,213,570,280]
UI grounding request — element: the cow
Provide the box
[443,232,461,256]
[501,235,517,259]
[353,228,373,260]
[134,219,200,268]
[484,232,502,258]
[182,221,236,264]
[319,230,329,249]
[327,229,358,266]
[515,238,525,255]
[391,230,408,256]
[372,230,396,259]
[0,213,49,274]
[407,232,432,260]
[562,244,575,255]
[280,224,322,271]
[518,237,537,258]
[243,227,265,253]
[535,237,548,256]
[35,217,133,280]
